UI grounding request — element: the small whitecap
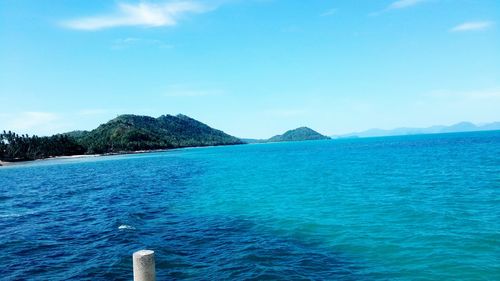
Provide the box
[0,213,21,218]
[118,224,135,230]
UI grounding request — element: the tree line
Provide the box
[0,131,85,162]
[0,114,244,162]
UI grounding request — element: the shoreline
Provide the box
[0,144,243,167]
[0,154,101,167]
[0,151,163,167]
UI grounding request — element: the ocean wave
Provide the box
[0,211,40,218]
[0,213,22,218]
[118,224,135,230]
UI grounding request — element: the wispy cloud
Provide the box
[2,112,70,136]
[320,8,337,17]
[388,0,427,10]
[8,112,59,129]
[62,1,211,31]
[371,0,427,16]
[450,21,494,32]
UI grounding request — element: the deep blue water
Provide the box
[1,131,499,280]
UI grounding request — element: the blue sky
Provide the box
[0,0,499,138]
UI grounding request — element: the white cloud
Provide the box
[388,0,427,9]
[62,1,211,30]
[450,21,494,32]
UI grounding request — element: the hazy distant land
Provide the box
[2,115,499,164]
[333,121,500,139]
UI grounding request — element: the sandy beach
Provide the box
[0,154,101,167]
[0,149,175,167]
[0,160,11,167]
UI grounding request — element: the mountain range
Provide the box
[333,121,500,138]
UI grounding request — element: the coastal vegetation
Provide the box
[0,131,85,162]
[75,114,243,154]
[0,114,243,162]
[0,115,331,163]
[244,127,330,143]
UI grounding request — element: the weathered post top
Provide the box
[133,250,156,281]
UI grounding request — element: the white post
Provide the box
[133,250,156,281]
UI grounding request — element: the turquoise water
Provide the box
[1,131,499,280]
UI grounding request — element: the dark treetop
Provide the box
[77,114,243,154]
[267,127,330,142]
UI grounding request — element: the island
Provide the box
[244,127,330,143]
[267,127,330,142]
[0,116,331,164]
[0,114,243,163]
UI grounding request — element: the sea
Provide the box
[1,131,499,280]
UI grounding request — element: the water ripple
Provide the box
[1,131,499,280]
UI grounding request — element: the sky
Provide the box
[0,0,499,138]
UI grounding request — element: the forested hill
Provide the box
[78,114,243,154]
[268,127,330,142]
[0,114,243,162]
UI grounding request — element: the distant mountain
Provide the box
[334,121,500,138]
[267,127,330,143]
[481,122,500,131]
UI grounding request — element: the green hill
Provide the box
[0,114,243,161]
[1,115,329,162]
[267,127,330,142]
[78,114,243,154]
[63,130,89,139]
